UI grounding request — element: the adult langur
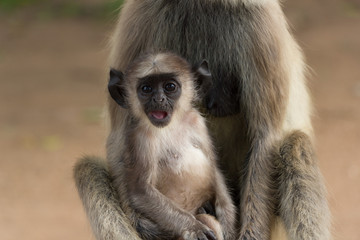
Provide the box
[74,1,330,239]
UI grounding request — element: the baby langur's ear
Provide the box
[108,68,129,109]
[193,60,213,98]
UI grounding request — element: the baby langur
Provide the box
[107,53,236,240]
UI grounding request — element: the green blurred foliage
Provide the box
[0,0,44,11]
[342,1,360,17]
[0,0,125,20]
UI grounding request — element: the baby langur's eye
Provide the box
[141,85,152,93]
[164,82,176,92]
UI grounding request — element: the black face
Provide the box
[204,76,240,117]
[137,73,181,127]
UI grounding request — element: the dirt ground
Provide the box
[0,1,359,240]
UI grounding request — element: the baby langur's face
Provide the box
[136,73,181,128]
[108,53,213,128]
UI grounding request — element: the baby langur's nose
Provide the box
[153,93,165,103]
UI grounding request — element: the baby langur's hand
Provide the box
[181,221,217,240]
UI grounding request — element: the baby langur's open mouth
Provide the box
[150,111,168,120]
[147,110,171,127]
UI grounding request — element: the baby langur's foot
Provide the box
[179,219,217,240]
[195,214,223,240]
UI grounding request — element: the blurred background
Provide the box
[0,0,359,239]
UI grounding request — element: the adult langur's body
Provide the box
[74,1,331,239]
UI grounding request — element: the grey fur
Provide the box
[74,0,331,239]
[108,53,236,240]
[74,157,141,240]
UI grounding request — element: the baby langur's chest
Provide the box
[154,145,214,214]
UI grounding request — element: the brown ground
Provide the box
[0,1,359,240]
